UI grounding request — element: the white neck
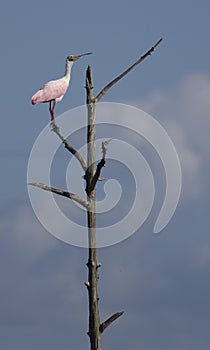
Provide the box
[64,60,74,80]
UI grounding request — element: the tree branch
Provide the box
[99,311,124,334]
[95,38,163,102]
[28,182,89,208]
[51,123,87,172]
[85,139,111,194]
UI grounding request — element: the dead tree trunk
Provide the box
[29,38,162,350]
[84,38,162,350]
[85,66,101,350]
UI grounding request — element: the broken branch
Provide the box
[28,182,89,208]
[95,38,163,102]
[51,122,87,172]
[99,311,124,334]
[85,139,111,194]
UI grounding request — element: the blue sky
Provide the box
[0,0,210,349]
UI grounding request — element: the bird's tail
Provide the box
[31,90,43,105]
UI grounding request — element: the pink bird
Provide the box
[32,52,92,123]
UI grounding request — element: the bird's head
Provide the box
[67,52,92,62]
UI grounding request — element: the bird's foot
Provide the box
[50,121,60,133]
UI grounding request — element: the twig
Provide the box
[85,139,111,193]
[28,182,89,208]
[95,38,163,102]
[51,122,87,172]
[101,139,112,159]
[98,177,108,181]
[99,311,124,333]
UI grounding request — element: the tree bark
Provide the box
[85,66,101,350]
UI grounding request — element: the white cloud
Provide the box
[135,73,210,199]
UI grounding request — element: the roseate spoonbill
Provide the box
[31,52,92,123]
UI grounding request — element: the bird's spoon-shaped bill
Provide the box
[76,52,92,58]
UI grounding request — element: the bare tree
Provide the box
[29,37,162,350]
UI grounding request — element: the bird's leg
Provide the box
[50,100,60,132]
[49,100,56,124]
[51,100,56,121]
[49,101,53,121]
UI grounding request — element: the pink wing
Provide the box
[32,79,69,104]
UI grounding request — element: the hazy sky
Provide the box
[0,0,210,349]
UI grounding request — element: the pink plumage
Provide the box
[32,79,68,105]
[31,52,92,123]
